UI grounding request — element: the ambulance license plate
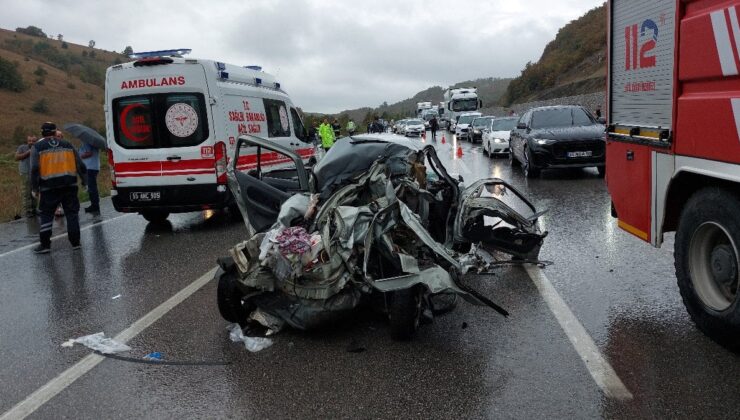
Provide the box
[130,192,161,202]
[567,151,592,158]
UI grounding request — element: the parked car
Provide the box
[454,112,482,141]
[482,117,518,157]
[216,134,546,340]
[393,119,407,134]
[469,116,494,144]
[509,105,606,178]
[402,119,425,137]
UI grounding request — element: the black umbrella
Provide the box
[63,123,107,149]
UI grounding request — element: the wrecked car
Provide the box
[216,133,547,340]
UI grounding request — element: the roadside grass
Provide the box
[0,154,111,222]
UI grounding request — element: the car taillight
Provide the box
[107,148,116,188]
[215,141,227,184]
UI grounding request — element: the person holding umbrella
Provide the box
[64,123,106,213]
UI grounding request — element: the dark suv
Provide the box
[509,105,605,178]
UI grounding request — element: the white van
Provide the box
[104,51,314,222]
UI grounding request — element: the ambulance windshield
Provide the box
[113,93,209,149]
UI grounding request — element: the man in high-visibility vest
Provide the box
[318,118,335,150]
[346,119,356,136]
[30,122,87,254]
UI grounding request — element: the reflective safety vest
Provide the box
[31,137,86,192]
[319,123,335,149]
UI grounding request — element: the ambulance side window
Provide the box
[263,99,291,138]
[290,107,309,142]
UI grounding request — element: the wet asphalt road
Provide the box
[1,132,738,419]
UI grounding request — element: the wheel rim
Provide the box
[688,221,739,311]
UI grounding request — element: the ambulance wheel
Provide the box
[216,268,248,323]
[141,210,169,223]
[388,286,423,341]
[675,188,740,352]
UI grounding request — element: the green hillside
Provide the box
[501,3,606,105]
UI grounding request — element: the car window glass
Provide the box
[290,107,309,142]
[531,108,574,129]
[572,108,594,126]
[263,98,291,138]
[492,118,518,131]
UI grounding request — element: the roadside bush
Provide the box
[67,82,76,89]
[61,41,68,49]
[0,56,26,92]
[33,65,47,77]
[31,98,50,114]
[35,77,45,85]
[16,26,47,38]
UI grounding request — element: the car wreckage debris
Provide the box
[217,134,549,340]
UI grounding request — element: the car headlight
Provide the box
[536,138,557,145]
[493,138,503,143]
[473,129,480,134]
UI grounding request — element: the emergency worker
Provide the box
[346,118,356,136]
[30,122,87,254]
[318,119,335,150]
[429,115,439,141]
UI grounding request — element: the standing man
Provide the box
[30,122,86,254]
[429,116,439,141]
[318,118,335,150]
[332,118,341,139]
[15,134,38,217]
[346,118,356,136]
[78,139,100,213]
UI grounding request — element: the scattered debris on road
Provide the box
[61,332,131,354]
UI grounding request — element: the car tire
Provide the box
[141,210,169,223]
[597,166,606,178]
[388,286,423,341]
[216,268,249,323]
[508,148,518,166]
[523,147,540,178]
[675,188,740,352]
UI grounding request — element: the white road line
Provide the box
[524,265,633,401]
[0,213,133,259]
[0,266,218,420]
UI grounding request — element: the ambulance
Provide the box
[104,49,315,222]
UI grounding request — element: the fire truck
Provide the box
[607,0,740,351]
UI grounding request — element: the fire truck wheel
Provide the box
[388,286,423,341]
[141,210,169,223]
[216,268,248,323]
[675,188,740,352]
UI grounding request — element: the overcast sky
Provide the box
[3,0,603,113]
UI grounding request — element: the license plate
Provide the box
[567,151,592,158]
[130,192,161,202]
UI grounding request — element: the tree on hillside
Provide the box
[122,46,134,56]
[89,40,96,48]
[0,57,26,92]
[16,26,47,38]
[57,34,63,41]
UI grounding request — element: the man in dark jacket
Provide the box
[429,116,439,141]
[30,122,87,254]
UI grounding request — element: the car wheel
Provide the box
[675,188,740,352]
[508,147,519,166]
[141,210,169,223]
[388,286,423,341]
[597,166,606,178]
[523,147,541,178]
[216,268,249,323]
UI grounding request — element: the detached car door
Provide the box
[229,135,309,235]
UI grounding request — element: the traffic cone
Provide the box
[457,145,463,157]
[441,134,446,144]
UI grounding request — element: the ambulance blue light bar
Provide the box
[245,65,262,71]
[128,49,192,59]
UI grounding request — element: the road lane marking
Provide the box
[0,266,218,420]
[524,265,633,401]
[0,213,133,259]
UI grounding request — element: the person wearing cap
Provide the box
[30,122,87,254]
[15,134,38,217]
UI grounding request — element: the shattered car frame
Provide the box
[216,134,547,340]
